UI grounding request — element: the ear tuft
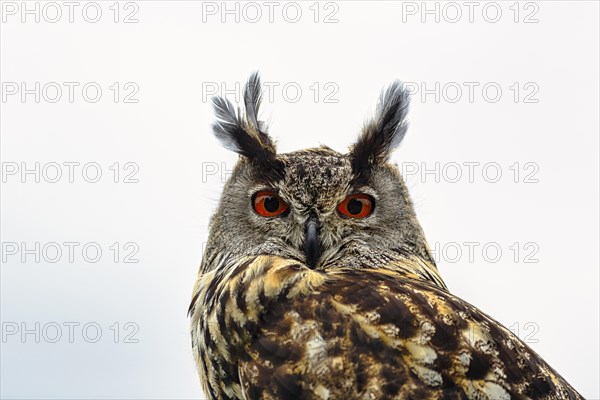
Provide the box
[211,72,283,179]
[349,81,410,183]
[211,71,277,158]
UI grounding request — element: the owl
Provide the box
[189,73,582,400]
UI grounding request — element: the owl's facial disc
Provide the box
[204,73,435,272]
[244,149,379,269]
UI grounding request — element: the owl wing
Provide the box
[192,256,582,400]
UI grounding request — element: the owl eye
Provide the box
[337,194,374,219]
[252,191,289,217]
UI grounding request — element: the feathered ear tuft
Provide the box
[349,81,410,184]
[211,72,283,180]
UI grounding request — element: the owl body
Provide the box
[189,74,582,399]
[190,255,579,400]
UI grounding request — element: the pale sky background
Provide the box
[1,1,599,399]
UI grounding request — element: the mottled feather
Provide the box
[190,256,582,400]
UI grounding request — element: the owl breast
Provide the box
[189,255,581,400]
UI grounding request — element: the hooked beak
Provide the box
[303,211,321,269]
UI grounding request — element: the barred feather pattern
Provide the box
[189,255,582,400]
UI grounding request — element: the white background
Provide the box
[1,1,598,399]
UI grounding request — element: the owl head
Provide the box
[200,73,434,274]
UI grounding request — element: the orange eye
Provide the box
[337,194,374,219]
[252,191,289,217]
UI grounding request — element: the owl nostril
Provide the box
[303,211,321,269]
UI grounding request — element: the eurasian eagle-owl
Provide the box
[189,73,582,399]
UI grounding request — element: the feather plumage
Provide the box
[350,81,410,185]
[211,72,283,180]
[190,255,583,400]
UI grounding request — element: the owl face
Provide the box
[201,73,433,274]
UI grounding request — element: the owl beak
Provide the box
[304,211,321,269]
